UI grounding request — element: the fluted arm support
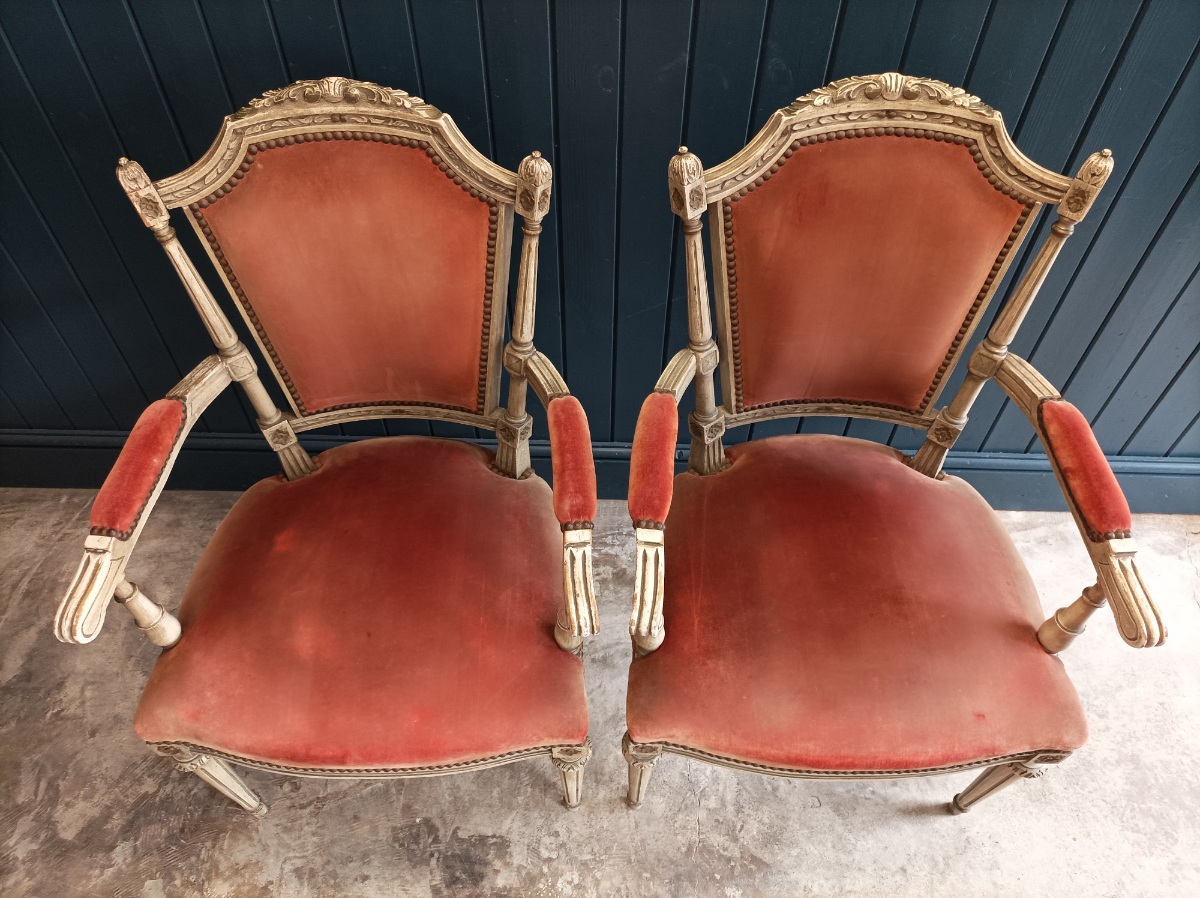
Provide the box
[54,355,233,645]
[995,354,1165,649]
[626,352,695,656]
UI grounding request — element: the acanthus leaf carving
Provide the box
[786,72,994,116]
[235,77,437,117]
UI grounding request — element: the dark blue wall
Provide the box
[1,0,1197,510]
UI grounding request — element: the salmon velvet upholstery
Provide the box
[90,399,185,539]
[726,136,1027,411]
[627,435,1087,771]
[1039,399,1132,542]
[546,395,597,525]
[628,391,680,525]
[134,437,588,768]
[197,140,493,414]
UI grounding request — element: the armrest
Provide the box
[628,348,694,655]
[54,355,232,644]
[523,351,599,645]
[994,354,1165,648]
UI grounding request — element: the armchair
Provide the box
[54,77,597,813]
[622,73,1164,813]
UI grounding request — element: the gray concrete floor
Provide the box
[1,487,1198,897]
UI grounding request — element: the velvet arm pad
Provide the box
[90,399,187,540]
[628,391,680,526]
[546,395,597,526]
[1038,399,1132,542]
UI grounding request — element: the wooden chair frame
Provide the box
[54,77,596,811]
[626,73,1164,812]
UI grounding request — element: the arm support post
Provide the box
[669,148,727,475]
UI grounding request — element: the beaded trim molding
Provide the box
[89,398,187,541]
[190,130,500,418]
[641,739,1071,779]
[148,740,582,778]
[720,127,1035,415]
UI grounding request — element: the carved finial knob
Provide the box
[668,147,706,220]
[1059,148,1115,222]
[516,151,553,221]
[116,158,170,230]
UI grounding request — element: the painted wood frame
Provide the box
[53,78,594,812]
[629,73,1164,813]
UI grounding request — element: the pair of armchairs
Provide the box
[55,74,1163,819]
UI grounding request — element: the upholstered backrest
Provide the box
[152,78,519,429]
[704,74,1073,428]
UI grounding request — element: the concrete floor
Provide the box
[1,487,1198,897]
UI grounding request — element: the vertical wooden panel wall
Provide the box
[1,0,1197,509]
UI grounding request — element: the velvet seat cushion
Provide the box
[135,437,588,769]
[627,435,1087,772]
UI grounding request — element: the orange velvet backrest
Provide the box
[721,133,1030,415]
[193,136,497,416]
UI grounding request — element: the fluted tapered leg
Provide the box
[950,761,1042,815]
[154,745,267,816]
[622,732,663,808]
[550,739,592,808]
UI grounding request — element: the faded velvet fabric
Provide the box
[628,391,680,525]
[198,140,493,413]
[546,395,598,525]
[727,136,1026,411]
[90,398,184,538]
[627,435,1087,771]
[1039,399,1132,540]
[135,438,588,769]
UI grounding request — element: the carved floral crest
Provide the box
[786,73,994,116]
[234,77,434,117]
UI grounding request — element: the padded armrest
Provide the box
[628,391,680,527]
[90,399,187,539]
[56,355,232,645]
[1037,399,1131,542]
[994,354,1164,648]
[546,395,597,527]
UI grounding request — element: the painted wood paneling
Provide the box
[1,0,1197,508]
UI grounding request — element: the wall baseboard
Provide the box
[1,430,1196,513]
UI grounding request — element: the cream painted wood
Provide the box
[560,528,599,646]
[1038,584,1107,653]
[622,731,662,807]
[154,745,268,816]
[630,527,666,656]
[550,738,593,809]
[950,760,1047,815]
[114,580,181,648]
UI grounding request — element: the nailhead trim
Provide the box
[722,129,1036,416]
[632,519,667,531]
[561,521,595,531]
[190,132,499,418]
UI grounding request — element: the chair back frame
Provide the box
[668,73,1110,474]
[117,77,552,470]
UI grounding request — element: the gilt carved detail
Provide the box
[237,77,436,117]
[786,72,993,115]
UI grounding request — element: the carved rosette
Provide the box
[516,151,553,221]
[117,158,170,230]
[668,147,706,220]
[235,76,436,117]
[786,72,994,116]
[1059,149,1114,222]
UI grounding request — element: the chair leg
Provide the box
[154,745,268,816]
[550,738,592,808]
[950,760,1043,815]
[622,731,663,808]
